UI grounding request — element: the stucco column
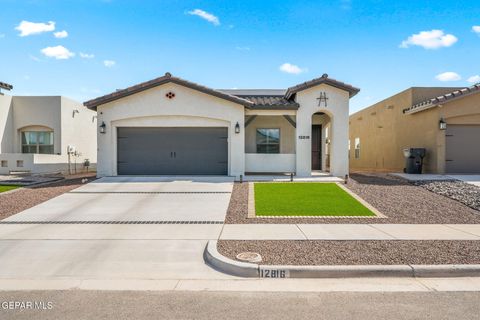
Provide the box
[329,111,349,177]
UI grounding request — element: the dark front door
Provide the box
[117,127,228,175]
[311,125,322,170]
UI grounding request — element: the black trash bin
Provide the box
[403,148,426,174]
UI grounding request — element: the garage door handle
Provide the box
[174,152,176,158]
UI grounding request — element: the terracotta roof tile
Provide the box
[403,83,480,114]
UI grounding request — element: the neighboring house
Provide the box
[349,84,480,174]
[0,81,97,175]
[84,72,359,178]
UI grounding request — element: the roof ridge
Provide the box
[285,74,360,98]
[84,72,254,109]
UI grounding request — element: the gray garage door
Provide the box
[446,125,480,173]
[117,127,228,175]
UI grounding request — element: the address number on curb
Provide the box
[260,269,289,278]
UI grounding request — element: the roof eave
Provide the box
[84,74,254,110]
[249,104,300,110]
[285,78,360,100]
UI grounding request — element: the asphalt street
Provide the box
[0,291,479,320]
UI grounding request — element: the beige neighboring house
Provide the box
[349,84,480,174]
[84,72,359,178]
[0,81,97,175]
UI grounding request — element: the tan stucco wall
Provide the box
[244,115,296,154]
[349,87,480,173]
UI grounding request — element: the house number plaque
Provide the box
[260,268,289,278]
[298,135,310,140]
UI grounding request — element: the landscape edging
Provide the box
[205,240,480,278]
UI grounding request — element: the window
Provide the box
[21,131,54,154]
[256,128,280,154]
[354,137,360,159]
[1,160,7,167]
[16,160,23,168]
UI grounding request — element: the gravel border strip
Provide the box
[0,175,96,220]
[225,174,480,224]
[206,240,480,278]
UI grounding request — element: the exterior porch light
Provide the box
[439,118,447,130]
[235,122,241,134]
[99,121,106,134]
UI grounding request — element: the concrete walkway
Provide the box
[220,224,480,240]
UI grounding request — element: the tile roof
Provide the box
[285,74,360,99]
[403,83,480,114]
[218,89,298,109]
[84,73,358,111]
[236,95,299,110]
[0,81,13,91]
[84,73,254,110]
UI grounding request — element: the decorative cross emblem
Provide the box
[317,92,328,107]
[165,91,175,99]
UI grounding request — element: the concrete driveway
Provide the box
[4,176,233,222]
[449,175,480,188]
[0,177,235,282]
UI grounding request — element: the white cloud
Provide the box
[279,63,307,74]
[0,34,5,38]
[40,45,75,59]
[103,60,116,67]
[53,30,68,38]
[400,30,457,49]
[79,52,95,59]
[467,75,480,83]
[473,26,480,34]
[435,72,461,82]
[235,46,251,51]
[187,9,220,26]
[16,20,55,37]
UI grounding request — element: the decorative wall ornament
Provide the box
[165,91,176,99]
[317,92,328,107]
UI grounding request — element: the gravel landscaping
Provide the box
[0,174,96,220]
[218,240,480,265]
[414,180,480,211]
[225,174,480,224]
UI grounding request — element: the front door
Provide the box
[311,125,322,170]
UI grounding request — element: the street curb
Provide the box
[205,240,480,278]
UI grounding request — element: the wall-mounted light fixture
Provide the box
[235,122,240,134]
[439,118,447,130]
[99,121,106,134]
[72,109,79,118]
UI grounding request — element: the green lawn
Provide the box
[254,183,375,217]
[0,185,20,193]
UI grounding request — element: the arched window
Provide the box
[21,128,54,154]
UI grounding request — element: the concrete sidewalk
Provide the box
[220,224,480,240]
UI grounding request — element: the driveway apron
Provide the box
[0,177,235,280]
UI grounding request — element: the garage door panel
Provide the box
[117,127,228,175]
[446,125,480,174]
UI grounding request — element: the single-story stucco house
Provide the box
[0,81,97,175]
[349,84,480,174]
[84,72,359,178]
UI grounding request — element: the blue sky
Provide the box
[0,0,479,113]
